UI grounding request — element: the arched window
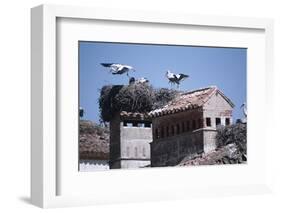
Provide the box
[161,126,164,138]
[186,121,190,131]
[171,125,175,136]
[206,117,211,127]
[166,126,169,137]
[192,120,196,130]
[225,118,230,126]
[176,124,180,134]
[216,117,221,126]
[181,122,185,132]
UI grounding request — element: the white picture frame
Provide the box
[31,4,274,208]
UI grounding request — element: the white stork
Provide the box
[165,70,189,88]
[101,63,135,77]
[240,102,247,123]
[129,77,149,84]
[79,107,84,118]
[240,102,247,117]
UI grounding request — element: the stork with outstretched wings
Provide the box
[166,70,189,88]
[101,63,135,77]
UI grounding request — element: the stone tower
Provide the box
[109,111,152,169]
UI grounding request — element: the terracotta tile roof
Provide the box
[149,86,234,118]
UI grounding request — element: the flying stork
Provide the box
[165,70,189,88]
[101,63,135,77]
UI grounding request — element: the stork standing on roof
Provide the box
[165,70,189,89]
[101,63,135,77]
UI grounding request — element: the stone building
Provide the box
[149,86,234,167]
[109,111,152,169]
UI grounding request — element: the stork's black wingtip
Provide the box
[100,63,112,67]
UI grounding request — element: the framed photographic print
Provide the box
[31,4,274,208]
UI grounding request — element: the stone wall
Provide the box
[150,130,204,167]
[150,109,204,167]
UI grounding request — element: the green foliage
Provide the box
[216,123,247,156]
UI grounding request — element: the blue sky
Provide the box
[79,41,246,123]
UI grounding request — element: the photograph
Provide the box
[78,41,247,172]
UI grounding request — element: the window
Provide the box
[225,118,230,126]
[206,117,211,127]
[186,121,190,131]
[124,120,149,128]
[216,118,221,126]
[161,126,164,138]
[171,125,175,136]
[144,122,151,128]
[176,124,180,134]
[166,126,169,137]
[192,120,196,130]
[181,122,185,132]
